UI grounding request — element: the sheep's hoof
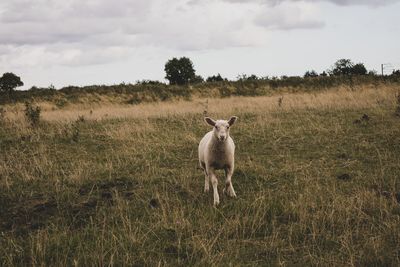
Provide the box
[224,188,237,198]
[213,196,220,206]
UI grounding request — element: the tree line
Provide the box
[164,57,385,86]
[1,58,399,93]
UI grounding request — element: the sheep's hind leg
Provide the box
[201,161,209,193]
[204,170,209,193]
[223,167,236,198]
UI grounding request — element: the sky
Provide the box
[0,0,399,90]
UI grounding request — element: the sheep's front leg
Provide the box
[223,166,236,198]
[208,168,219,206]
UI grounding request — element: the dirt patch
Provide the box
[69,177,139,228]
[149,198,159,208]
[353,113,370,125]
[337,173,351,181]
[0,196,57,234]
[373,188,400,204]
[0,177,139,233]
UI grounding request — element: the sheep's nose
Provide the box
[219,135,226,141]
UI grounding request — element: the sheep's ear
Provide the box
[228,116,238,126]
[204,117,216,127]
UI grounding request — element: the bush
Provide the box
[71,116,85,142]
[219,85,236,97]
[392,70,400,76]
[237,74,259,81]
[135,80,165,86]
[24,102,41,127]
[0,106,5,123]
[192,75,204,84]
[206,74,225,82]
[304,70,319,78]
[395,93,400,117]
[1,73,399,106]
[351,63,367,75]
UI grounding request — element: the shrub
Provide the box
[71,116,85,142]
[237,74,259,81]
[304,70,319,78]
[191,75,204,84]
[206,74,225,82]
[219,85,236,97]
[395,93,400,117]
[351,63,367,75]
[0,106,5,123]
[55,98,68,108]
[24,102,41,127]
[135,80,165,86]
[278,96,284,107]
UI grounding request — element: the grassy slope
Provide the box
[1,87,400,266]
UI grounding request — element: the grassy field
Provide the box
[1,85,400,266]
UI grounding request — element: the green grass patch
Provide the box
[1,102,400,266]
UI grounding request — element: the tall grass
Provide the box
[1,74,399,106]
[1,85,400,266]
[2,85,397,123]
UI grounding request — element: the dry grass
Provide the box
[3,84,397,124]
[1,85,400,266]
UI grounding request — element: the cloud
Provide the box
[254,2,325,30]
[1,0,392,69]
[222,0,400,6]
[0,0,323,45]
[313,0,400,6]
[0,44,131,69]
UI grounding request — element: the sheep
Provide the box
[198,116,238,206]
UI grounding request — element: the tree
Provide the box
[206,73,225,82]
[330,59,354,76]
[329,59,368,76]
[392,70,400,76]
[304,70,319,78]
[164,57,196,85]
[351,63,367,75]
[247,74,259,81]
[0,72,24,94]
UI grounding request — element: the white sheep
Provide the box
[198,116,238,206]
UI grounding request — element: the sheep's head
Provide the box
[205,116,238,142]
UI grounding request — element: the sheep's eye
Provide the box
[227,126,230,129]
[215,126,218,129]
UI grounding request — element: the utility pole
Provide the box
[381,64,384,76]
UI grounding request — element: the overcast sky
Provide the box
[0,0,399,89]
